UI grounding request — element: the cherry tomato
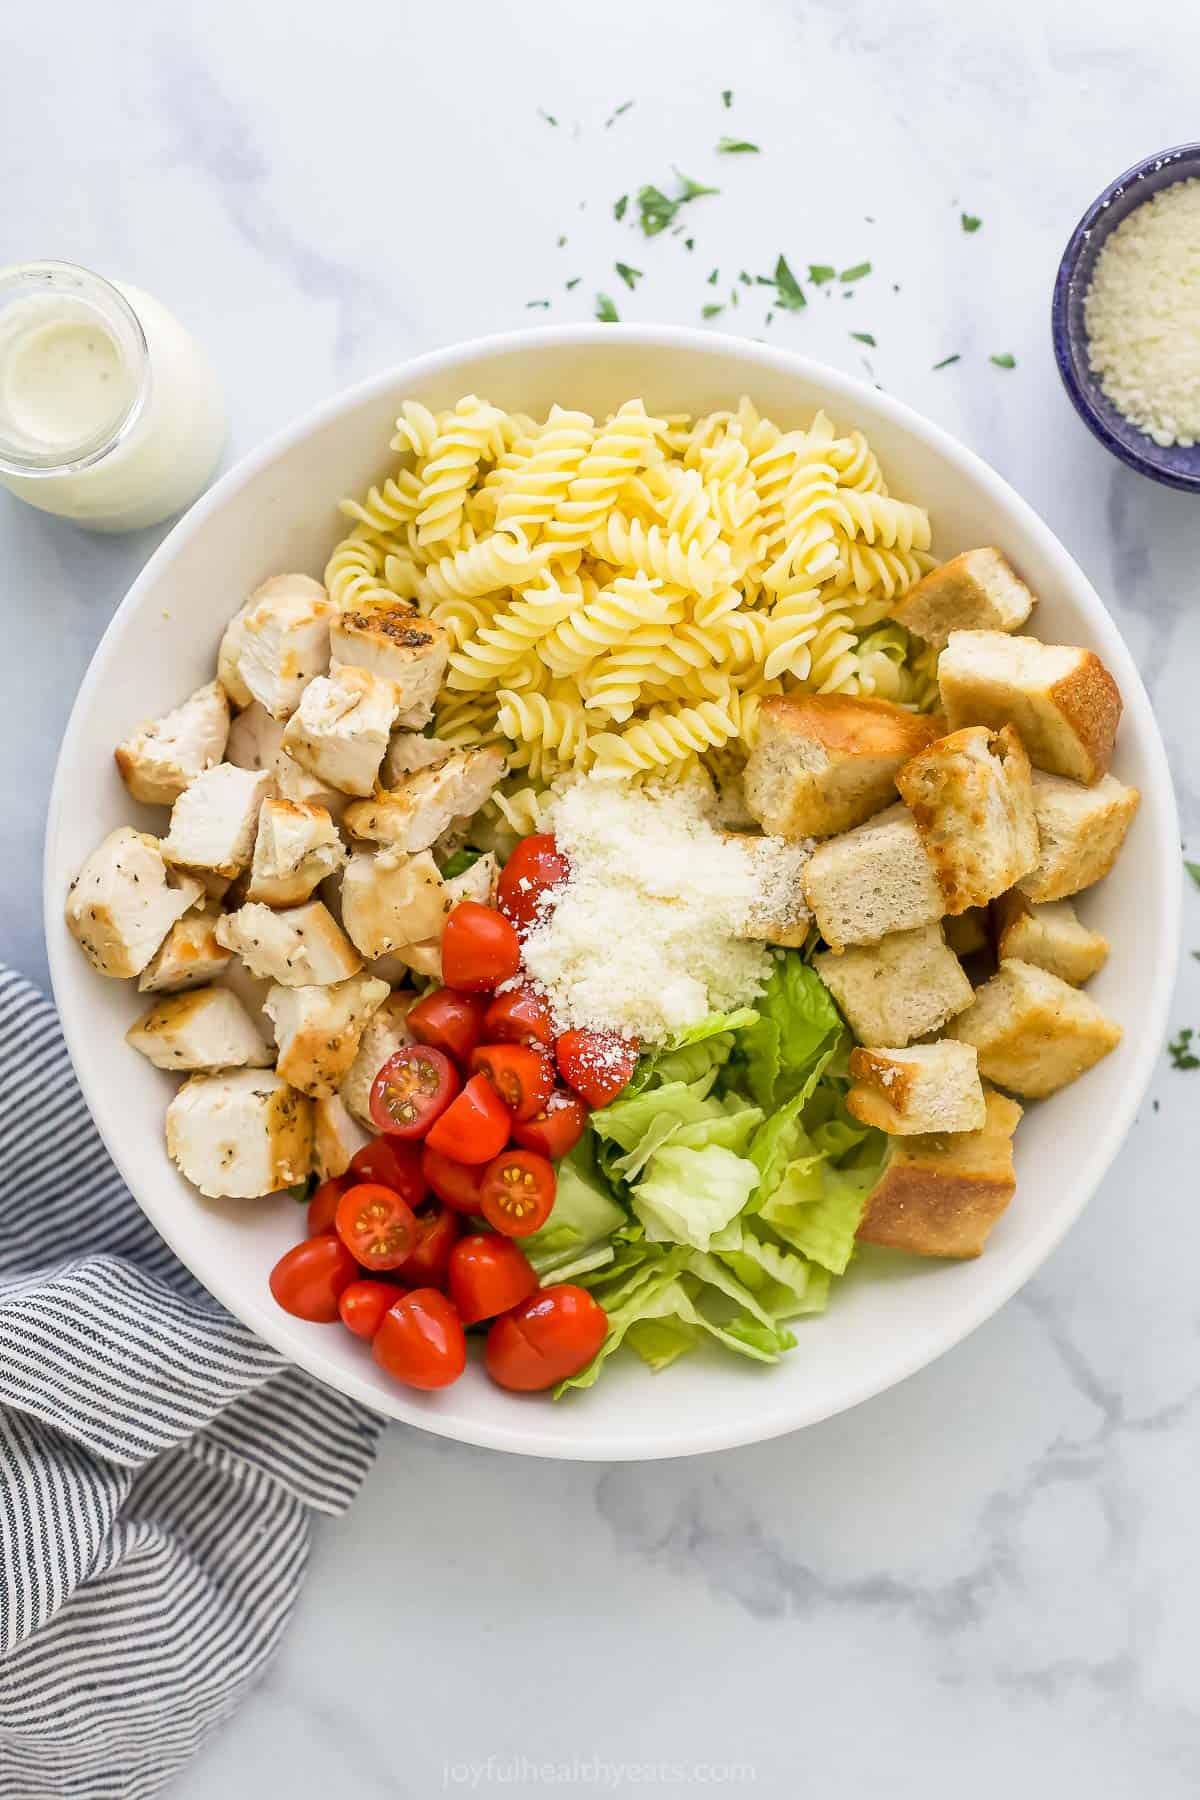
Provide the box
[335,1182,418,1271]
[424,1073,512,1164]
[373,1289,467,1390]
[512,1088,589,1161]
[485,1285,608,1391]
[479,1148,557,1238]
[440,902,521,993]
[496,834,570,935]
[469,1043,554,1123]
[338,1279,407,1340]
[348,1137,426,1209]
[448,1235,538,1325]
[555,1029,639,1107]
[369,1045,460,1139]
[483,983,554,1049]
[408,988,488,1063]
[397,1204,459,1289]
[307,1177,347,1236]
[270,1234,358,1323]
[421,1145,486,1215]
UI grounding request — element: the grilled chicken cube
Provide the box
[246,799,347,906]
[66,828,203,979]
[225,700,286,772]
[342,746,505,852]
[126,987,273,1072]
[340,848,448,959]
[161,764,274,880]
[114,680,231,806]
[264,974,390,1097]
[166,1069,313,1199]
[215,899,362,988]
[281,667,399,797]
[330,604,450,730]
[137,903,231,993]
[380,731,456,788]
[340,994,414,1126]
[217,575,334,720]
[312,1093,371,1181]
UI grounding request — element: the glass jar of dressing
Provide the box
[0,261,226,533]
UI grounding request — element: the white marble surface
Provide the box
[6,0,1200,1793]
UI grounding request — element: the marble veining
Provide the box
[4,1,1200,1794]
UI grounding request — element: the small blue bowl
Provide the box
[1052,142,1200,493]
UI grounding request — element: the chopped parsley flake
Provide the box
[721,88,733,107]
[1184,859,1200,888]
[538,109,558,126]
[707,267,720,285]
[635,170,719,237]
[702,303,725,319]
[525,298,550,309]
[595,292,620,322]
[808,264,836,285]
[839,262,872,283]
[738,270,753,285]
[606,100,634,127]
[565,277,581,290]
[961,212,983,233]
[614,194,629,221]
[730,287,739,307]
[772,254,806,311]
[765,310,775,326]
[932,353,961,370]
[1169,1028,1200,1070]
[990,352,1017,369]
[684,237,695,250]
[717,136,760,154]
[557,234,567,248]
[850,331,876,346]
[615,261,643,290]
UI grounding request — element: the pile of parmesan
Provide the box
[1084,176,1200,448]
[519,774,803,1044]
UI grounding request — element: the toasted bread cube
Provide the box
[803,804,945,951]
[946,957,1121,1097]
[215,900,362,988]
[331,605,450,731]
[744,693,943,841]
[443,852,498,910]
[340,994,415,1126]
[281,667,399,797]
[720,837,812,947]
[114,681,231,806]
[166,1069,312,1199]
[264,974,390,1098]
[218,575,334,721]
[66,828,204,979]
[225,701,286,773]
[896,724,1038,913]
[340,849,448,959]
[343,746,506,853]
[890,548,1035,649]
[246,799,347,907]
[857,1088,1023,1258]
[312,1093,371,1181]
[126,987,273,1072]
[138,904,232,994]
[993,892,1109,985]
[161,764,274,880]
[380,731,456,787]
[1018,770,1140,902]
[813,924,972,1046]
[938,630,1122,785]
[847,1042,986,1135]
[943,908,989,958]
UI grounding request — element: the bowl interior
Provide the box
[45,328,1179,1459]
[1053,143,1200,492]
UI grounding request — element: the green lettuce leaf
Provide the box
[632,1143,759,1250]
[736,953,844,1109]
[711,1220,830,1319]
[522,1151,627,1279]
[758,1158,878,1276]
[559,1272,794,1392]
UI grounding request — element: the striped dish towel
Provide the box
[0,967,383,1799]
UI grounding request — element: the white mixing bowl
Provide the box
[44,326,1179,1460]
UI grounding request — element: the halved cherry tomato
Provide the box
[483,983,554,1049]
[440,902,521,993]
[424,1073,512,1164]
[408,988,488,1063]
[469,1043,554,1123]
[485,1285,608,1391]
[270,1234,358,1323]
[449,1235,538,1325]
[338,1279,407,1340]
[369,1045,460,1139]
[373,1289,466,1390]
[512,1088,589,1161]
[479,1147,556,1237]
[397,1203,459,1289]
[348,1137,426,1209]
[421,1145,486,1215]
[496,834,570,935]
[307,1177,347,1236]
[555,1028,638,1107]
[335,1182,418,1271]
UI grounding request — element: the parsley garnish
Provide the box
[765,310,775,326]
[738,270,753,285]
[932,354,961,370]
[717,136,760,154]
[683,237,695,251]
[808,263,836,285]
[525,298,550,309]
[771,254,806,311]
[606,100,634,127]
[1169,1028,1200,1070]
[730,287,739,307]
[839,262,872,282]
[850,331,876,346]
[635,170,719,236]
[990,352,1017,369]
[595,292,620,322]
[721,88,733,107]
[614,194,629,221]
[1184,859,1200,888]
[565,277,581,290]
[961,212,982,233]
[707,267,720,285]
[702,303,725,319]
[556,234,567,247]
[538,109,558,126]
[615,261,643,290]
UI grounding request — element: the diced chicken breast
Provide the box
[392,939,443,980]
[166,1069,313,1199]
[312,1092,371,1180]
[330,605,450,730]
[138,903,232,993]
[340,994,414,1126]
[126,987,274,1072]
[443,852,498,909]
[281,667,399,797]
[264,974,390,1097]
[246,799,347,906]
[219,575,334,721]
[114,681,231,806]
[161,765,274,880]
[215,900,362,987]
[341,848,448,959]
[272,747,349,823]
[217,955,274,1032]
[225,701,286,773]
[380,731,456,788]
[342,746,506,852]
[66,829,204,979]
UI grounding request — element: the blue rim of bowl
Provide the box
[1052,141,1200,493]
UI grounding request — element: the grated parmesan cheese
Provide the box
[519,773,805,1044]
[1084,177,1200,447]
